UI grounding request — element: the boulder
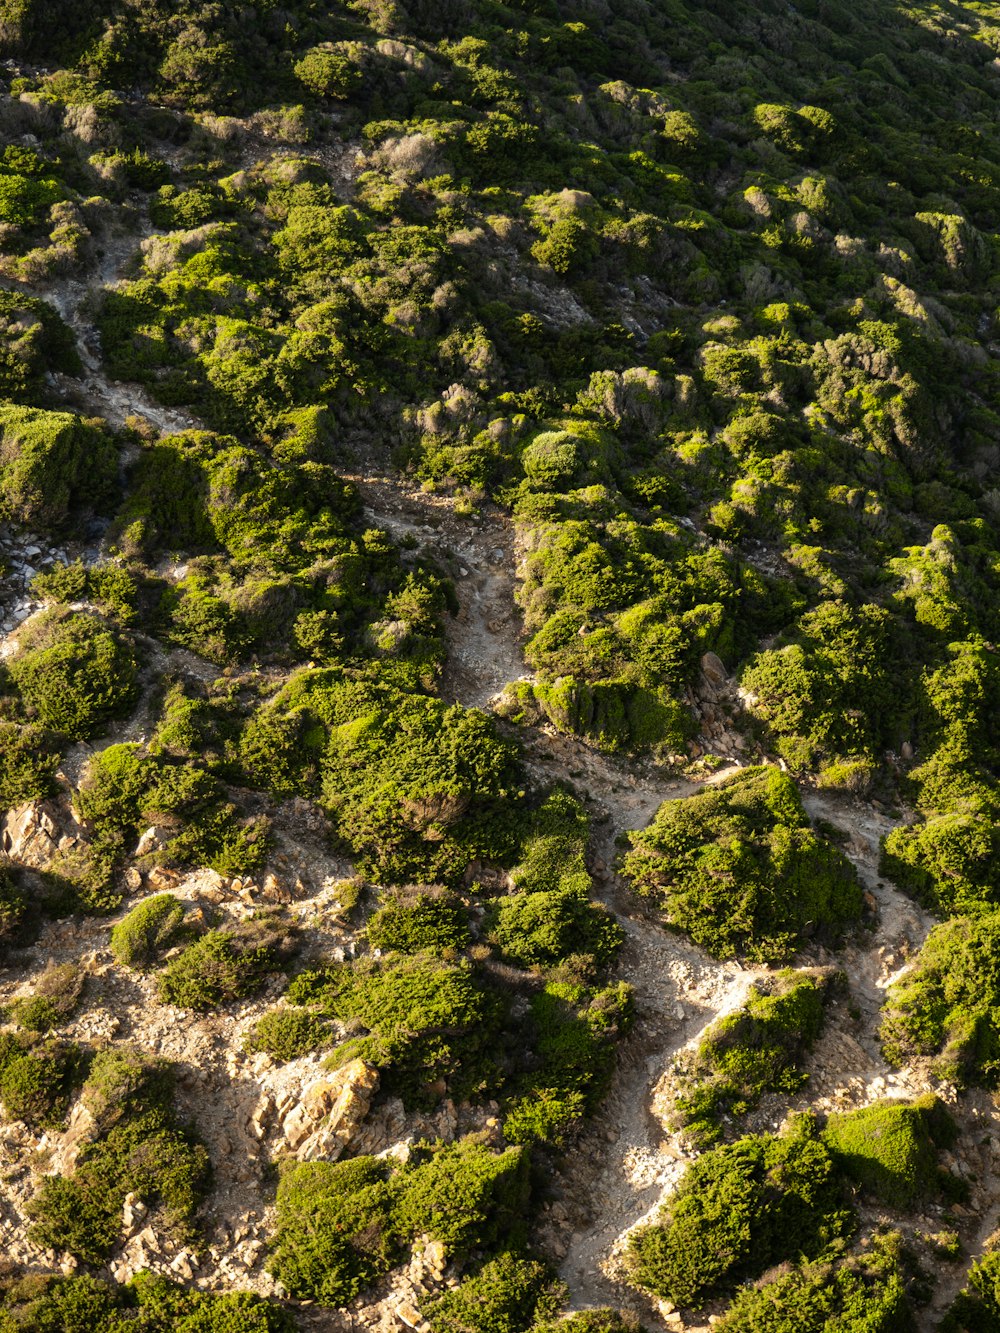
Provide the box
[700,651,728,686]
[281,1059,380,1160]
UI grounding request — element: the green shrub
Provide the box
[0,405,118,531]
[422,1252,565,1333]
[289,954,503,1106]
[394,1139,529,1259]
[625,1114,854,1308]
[822,1096,956,1211]
[740,603,904,771]
[622,767,862,962]
[77,744,270,881]
[294,46,361,100]
[9,962,85,1032]
[267,1156,402,1306]
[8,609,138,740]
[0,291,79,400]
[0,720,60,810]
[319,687,525,885]
[941,1250,1000,1332]
[27,1047,209,1265]
[534,1314,646,1333]
[366,888,471,955]
[0,1032,87,1128]
[110,894,188,970]
[717,1234,913,1332]
[504,979,633,1144]
[245,1007,333,1062]
[489,786,623,974]
[672,969,832,1146]
[487,888,622,969]
[880,911,1000,1087]
[880,813,1000,915]
[156,916,298,1010]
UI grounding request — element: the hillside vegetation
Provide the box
[0,0,995,1329]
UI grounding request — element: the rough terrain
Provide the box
[0,180,994,1333]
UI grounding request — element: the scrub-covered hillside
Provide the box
[0,0,995,1329]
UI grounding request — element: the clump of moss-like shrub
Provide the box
[671,968,834,1146]
[880,812,1000,916]
[880,911,1000,1087]
[534,1313,646,1333]
[0,720,60,811]
[241,671,524,884]
[288,948,631,1139]
[245,1006,334,1062]
[717,1233,913,1332]
[0,404,118,531]
[366,886,471,956]
[8,961,85,1032]
[822,1095,957,1211]
[501,979,633,1145]
[110,894,189,971]
[156,914,298,1010]
[740,602,904,772]
[7,609,138,740]
[486,786,622,971]
[289,953,503,1106]
[941,1248,1000,1332]
[0,1270,294,1332]
[77,742,270,882]
[267,1137,529,1307]
[27,1046,209,1264]
[622,766,863,962]
[0,1029,87,1128]
[625,1112,854,1308]
[423,1252,567,1333]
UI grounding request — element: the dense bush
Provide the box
[110,895,188,970]
[880,813,1000,916]
[941,1250,1000,1333]
[9,961,85,1032]
[717,1234,914,1333]
[8,610,138,740]
[625,1113,854,1307]
[0,1030,87,1128]
[822,1095,957,1210]
[622,767,863,961]
[880,912,1000,1087]
[77,742,269,881]
[156,916,298,1010]
[366,887,471,955]
[245,1007,334,1062]
[289,954,503,1106]
[0,291,79,399]
[423,1253,566,1333]
[671,969,832,1146]
[0,1271,294,1331]
[0,405,117,531]
[268,1139,529,1307]
[484,787,620,970]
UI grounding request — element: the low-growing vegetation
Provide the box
[622,767,863,961]
[880,912,1000,1087]
[670,969,834,1146]
[156,915,298,1010]
[27,1047,209,1264]
[268,1138,529,1307]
